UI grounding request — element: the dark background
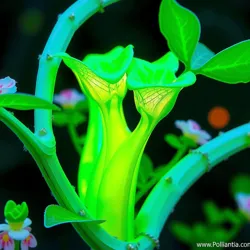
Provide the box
[0,0,250,249]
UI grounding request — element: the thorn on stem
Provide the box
[69,13,75,21]
[79,210,85,216]
[99,0,105,13]
[165,177,172,184]
[127,244,135,250]
[191,150,211,172]
[46,54,53,61]
[38,128,47,136]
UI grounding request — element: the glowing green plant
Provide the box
[0,0,250,249]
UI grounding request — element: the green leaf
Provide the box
[75,100,89,111]
[171,222,193,244]
[231,175,250,195]
[0,94,60,111]
[159,0,201,67]
[191,42,215,70]
[198,40,250,83]
[53,111,86,127]
[164,134,183,149]
[179,135,197,148]
[203,201,224,225]
[138,154,154,183]
[44,205,105,228]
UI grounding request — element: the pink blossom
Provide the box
[175,119,211,145]
[54,89,85,109]
[0,231,14,250]
[0,77,17,94]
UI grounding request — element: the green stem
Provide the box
[96,114,157,240]
[14,240,20,250]
[78,100,103,200]
[135,123,250,242]
[68,123,82,155]
[0,107,144,250]
[136,146,188,203]
[85,96,130,217]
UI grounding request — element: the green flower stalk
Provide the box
[96,52,196,240]
[55,45,134,216]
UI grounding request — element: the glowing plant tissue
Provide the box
[0,0,250,249]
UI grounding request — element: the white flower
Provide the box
[0,218,32,240]
[175,119,211,145]
[54,88,85,108]
[0,77,17,94]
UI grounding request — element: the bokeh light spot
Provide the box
[208,106,230,129]
[18,8,44,35]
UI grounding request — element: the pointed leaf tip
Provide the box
[44,205,105,228]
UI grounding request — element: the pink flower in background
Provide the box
[0,77,17,94]
[21,228,37,250]
[235,193,250,220]
[0,231,14,250]
[54,89,85,108]
[175,119,211,145]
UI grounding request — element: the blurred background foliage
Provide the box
[0,0,250,249]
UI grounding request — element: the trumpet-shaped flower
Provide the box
[53,45,134,104]
[54,89,85,109]
[127,52,196,121]
[175,119,211,145]
[0,77,17,94]
[235,193,250,220]
[0,231,14,250]
[21,228,37,250]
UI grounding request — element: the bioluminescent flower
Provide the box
[235,193,250,220]
[53,45,134,104]
[0,231,14,250]
[54,89,85,109]
[0,201,31,240]
[0,77,17,94]
[21,227,37,250]
[127,52,196,121]
[175,119,211,145]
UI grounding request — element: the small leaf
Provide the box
[164,134,183,149]
[203,201,223,225]
[159,0,201,67]
[0,94,60,110]
[191,42,215,70]
[138,154,154,183]
[44,205,105,228]
[171,222,193,244]
[53,111,86,127]
[75,100,89,111]
[179,135,197,148]
[198,40,250,83]
[231,175,250,195]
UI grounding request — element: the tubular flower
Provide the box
[127,52,196,122]
[0,77,17,94]
[53,45,134,104]
[54,89,85,109]
[0,231,14,250]
[235,193,250,220]
[175,119,211,145]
